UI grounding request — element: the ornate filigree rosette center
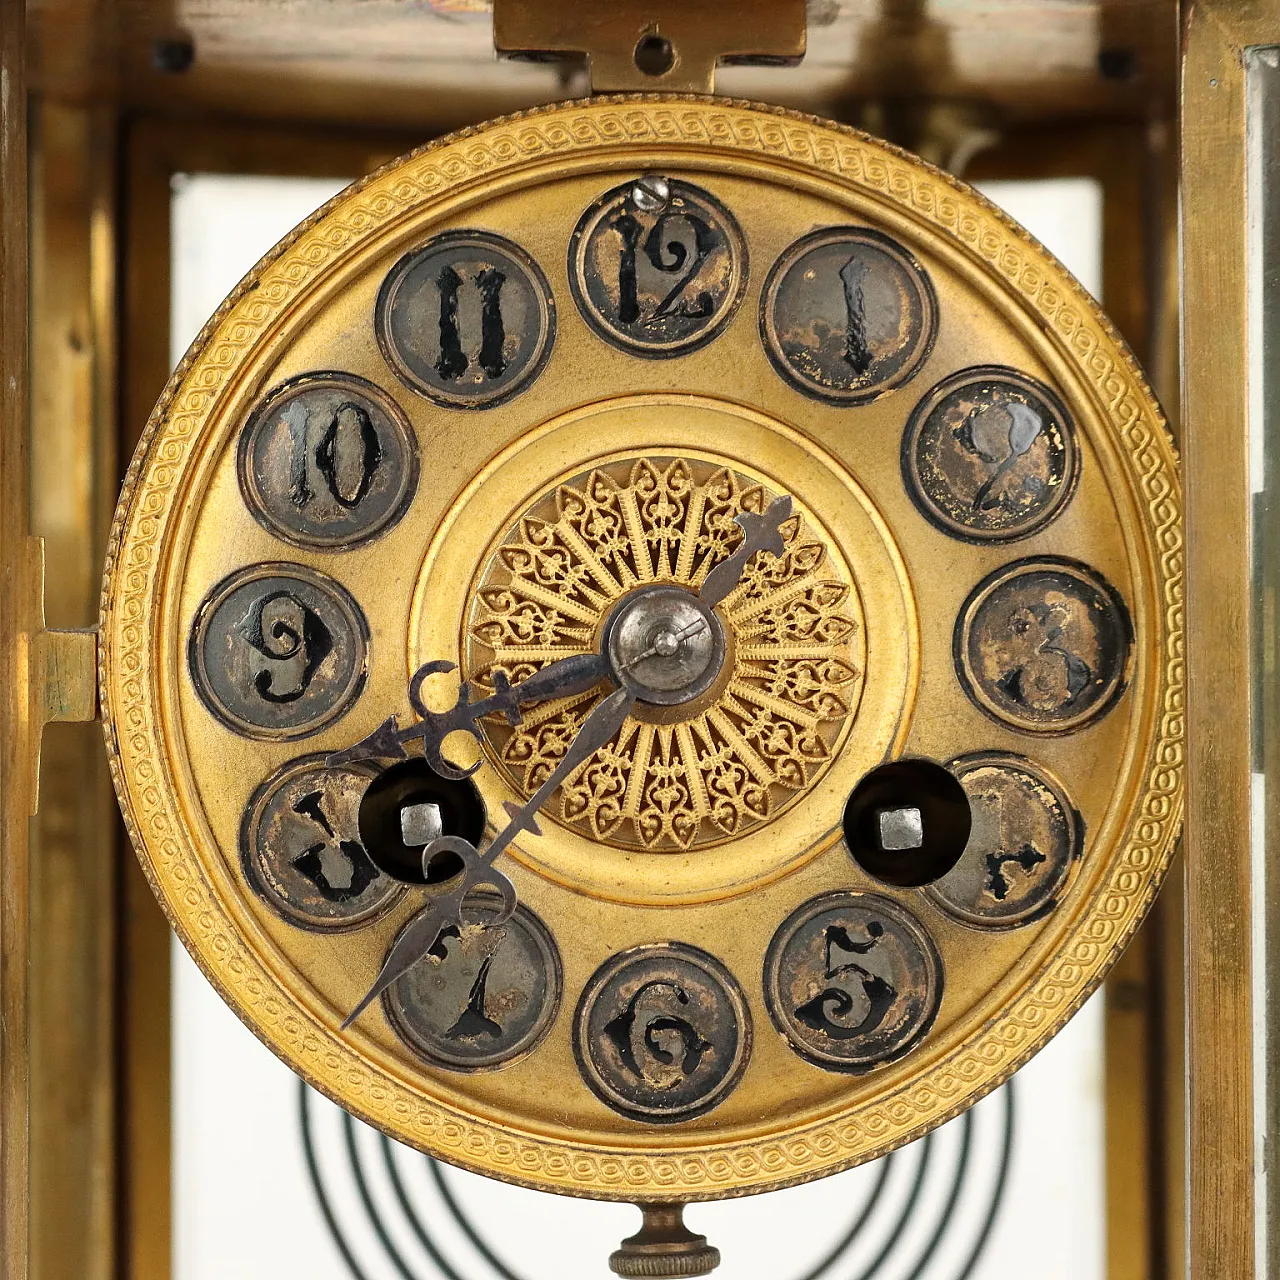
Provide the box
[464,457,865,850]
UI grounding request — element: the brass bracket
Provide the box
[493,0,806,95]
[22,537,98,814]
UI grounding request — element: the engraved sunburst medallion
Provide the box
[464,456,865,851]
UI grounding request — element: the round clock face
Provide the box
[100,97,1183,1200]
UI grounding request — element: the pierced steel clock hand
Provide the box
[326,495,794,780]
[339,490,796,1025]
[326,648,610,779]
[343,685,637,1027]
[698,494,792,609]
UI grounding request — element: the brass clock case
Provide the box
[100,97,1182,1200]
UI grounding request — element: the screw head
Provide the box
[152,34,195,74]
[877,806,924,851]
[631,174,671,214]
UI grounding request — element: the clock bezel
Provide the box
[99,94,1183,1200]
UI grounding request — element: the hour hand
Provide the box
[323,658,461,771]
[324,714,409,769]
[414,651,613,778]
[325,650,611,777]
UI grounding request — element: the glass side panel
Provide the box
[1247,43,1280,1280]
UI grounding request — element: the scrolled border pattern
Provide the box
[100,96,1183,1199]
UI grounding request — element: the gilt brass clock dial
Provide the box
[100,97,1182,1208]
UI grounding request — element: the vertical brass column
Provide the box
[1180,3,1280,1276]
[27,101,120,1280]
[0,3,32,1278]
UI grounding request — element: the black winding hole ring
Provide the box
[357,758,486,885]
[843,759,972,887]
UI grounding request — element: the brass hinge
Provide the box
[22,536,99,815]
[493,0,806,95]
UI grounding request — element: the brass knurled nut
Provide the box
[609,1203,722,1277]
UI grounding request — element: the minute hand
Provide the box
[697,495,793,609]
[479,684,636,866]
[342,686,637,1028]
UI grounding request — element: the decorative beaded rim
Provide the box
[100,95,1183,1200]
